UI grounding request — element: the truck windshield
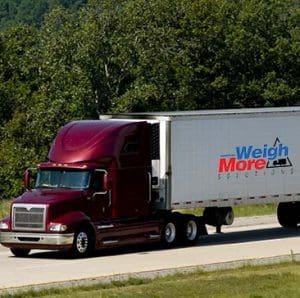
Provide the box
[35,169,91,190]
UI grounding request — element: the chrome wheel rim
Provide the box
[164,222,176,243]
[186,220,197,241]
[76,231,89,254]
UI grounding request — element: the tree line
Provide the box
[0,0,299,199]
[0,0,87,30]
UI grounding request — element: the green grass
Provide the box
[233,204,277,217]
[3,262,300,298]
[181,204,277,218]
[0,199,276,220]
[0,199,11,219]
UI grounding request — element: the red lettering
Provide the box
[218,158,236,172]
[255,158,266,170]
[236,160,247,171]
[247,159,256,170]
[218,157,267,172]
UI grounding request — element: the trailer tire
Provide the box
[71,227,95,258]
[180,215,200,245]
[10,248,30,257]
[161,219,178,247]
[203,207,234,227]
[277,202,298,228]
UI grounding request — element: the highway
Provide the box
[1,215,300,293]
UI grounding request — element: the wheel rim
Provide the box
[164,222,176,243]
[76,231,89,254]
[186,220,197,241]
[224,209,234,225]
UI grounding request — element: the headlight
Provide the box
[0,222,9,230]
[49,223,67,232]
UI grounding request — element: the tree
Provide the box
[0,25,40,126]
[0,0,298,199]
[112,0,299,111]
[0,0,87,31]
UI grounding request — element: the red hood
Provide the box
[13,189,86,205]
[13,189,88,222]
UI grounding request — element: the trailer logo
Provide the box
[218,138,292,173]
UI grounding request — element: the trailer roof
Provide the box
[100,106,300,121]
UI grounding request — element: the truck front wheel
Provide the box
[161,220,178,247]
[10,248,30,257]
[72,227,95,258]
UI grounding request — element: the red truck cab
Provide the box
[0,120,162,257]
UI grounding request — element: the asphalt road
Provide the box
[1,215,300,293]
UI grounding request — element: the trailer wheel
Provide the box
[72,227,95,258]
[161,220,178,247]
[277,202,298,228]
[181,215,200,245]
[10,248,30,257]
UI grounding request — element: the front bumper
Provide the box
[0,231,74,246]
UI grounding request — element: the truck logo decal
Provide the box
[218,138,292,173]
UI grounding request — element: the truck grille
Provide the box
[12,204,46,231]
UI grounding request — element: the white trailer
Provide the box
[102,107,300,229]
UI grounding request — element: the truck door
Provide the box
[115,122,152,218]
[88,170,111,221]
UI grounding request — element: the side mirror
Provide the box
[23,169,31,190]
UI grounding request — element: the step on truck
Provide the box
[1,107,300,257]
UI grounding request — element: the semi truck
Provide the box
[1,107,300,257]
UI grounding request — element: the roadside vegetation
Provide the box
[0,200,276,220]
[181,204,277,218]
[0,0,87,30]
[0,199,11,219]
[3,262,300,298]
[0,0,298,200]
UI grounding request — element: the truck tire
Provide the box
[180,215,200,245]
[71,227,95,258]
[222,207,234,225]
[10,248,30,257]
[161,219,178,247]
[277,202,298,228]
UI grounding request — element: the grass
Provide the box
[0,201,284,298]
[180,204,277,218]
[3,262,300,297]
[0,199,276,220]
[0,199,11,219]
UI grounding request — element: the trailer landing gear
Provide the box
[203,207,234,233]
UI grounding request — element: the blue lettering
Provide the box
[236,146,253,160]
[268,147,277,160]
[263,144,268,158]
[229,142,289,161]
[278,144,288,157]
[252,148,262,158]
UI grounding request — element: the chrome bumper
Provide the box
[0,232,74,246]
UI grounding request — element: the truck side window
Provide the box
[121,138,139,154]
[91,172,103,192]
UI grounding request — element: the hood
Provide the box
[13,189,86,205]
[13,189,88,221]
